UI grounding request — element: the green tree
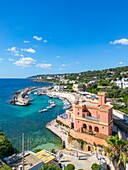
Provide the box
[91,163,101,170]
[105,135,128,170]
[65,164,75,170]
[0,164,12,170]
[0,132,14,159]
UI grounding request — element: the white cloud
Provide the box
[0,58,3,62]
[59,68,65,71]
[20,54,24,57]
[61,64,67,67]
[13,57,36,67]
[43,40,47,43]
[36,63,52,69]
[7,47,19,54]
[118,61,125,65]
[33,35,43,41]
[8,58,16,62]
[110,38,128,45]
[24,40,30,43]
[76,61,80,64]
[21,48,36,53]
[56,56,60,58]
[14,53,19,56]
[61,63,71,67]
[14,53,24,57]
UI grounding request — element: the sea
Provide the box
[0,78,64,152]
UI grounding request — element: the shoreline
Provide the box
[46,119,69,148]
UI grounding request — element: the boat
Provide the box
[46,106,52,109]
[38,110,44,113]
[51,103,56,107]
[48,100,55,104]
[38,108,48,113]
[43,109,48,111]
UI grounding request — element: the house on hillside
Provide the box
[72,84,86,92]
[115,78,128,89]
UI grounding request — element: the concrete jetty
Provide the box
[10,87,36,106]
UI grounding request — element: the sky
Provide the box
[0,0,128,78]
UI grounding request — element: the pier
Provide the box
[10,87,36,106]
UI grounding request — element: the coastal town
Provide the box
[1,1,128,170]
[1,70,127,170]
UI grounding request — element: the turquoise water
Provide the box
[0,79,63,151]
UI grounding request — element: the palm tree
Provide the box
[105,135,128,170]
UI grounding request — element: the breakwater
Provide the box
[9,87,37,106]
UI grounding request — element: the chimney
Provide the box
[98,92,107,106]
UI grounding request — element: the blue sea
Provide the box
[0,79,63,151]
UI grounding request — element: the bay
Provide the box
[0,78,63,151]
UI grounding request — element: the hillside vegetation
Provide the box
[31,66,128,114]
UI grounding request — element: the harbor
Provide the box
[9,86,73,111]
[0,79,63,151]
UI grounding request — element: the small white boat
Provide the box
[46,106,52,109]
[48,100,55,104]
[43,109,48,111]
[51,103,56,107]
[38,108,48,113]
[38,110,44,113]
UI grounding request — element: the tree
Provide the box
[0,164,12,170]
[0,132,14,159]
[65,164,75,170]
[105,135,128,170]
[91,163,101,170]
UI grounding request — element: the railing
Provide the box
[81,128,96,136]
[59,113,68,119]
[82,114,99,121]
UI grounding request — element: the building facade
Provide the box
[72,84,86,92]
[115,78,128,89]
[57,92,113,149]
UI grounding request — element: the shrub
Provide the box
[91,163,101,170]
[66,164,75,170]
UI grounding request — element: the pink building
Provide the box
[57,92,113,149]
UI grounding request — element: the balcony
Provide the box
[81,128,95,136]
[70,129,108,146]
[82,114,99,121]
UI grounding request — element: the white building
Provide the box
[115,78,128,89]
[53,85,67,91]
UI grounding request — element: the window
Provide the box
[82,114,85,118]
[94,126,99,132]
[83,124,87,129]
[89,125,92,131]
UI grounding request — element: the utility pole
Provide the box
[22,133,24,170]
[27,138,30,151]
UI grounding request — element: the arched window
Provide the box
[82,124,87,133]
[88,146,91,151]
[89,125,92,131]
[94,126,99,132]
[83,124,87,129]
